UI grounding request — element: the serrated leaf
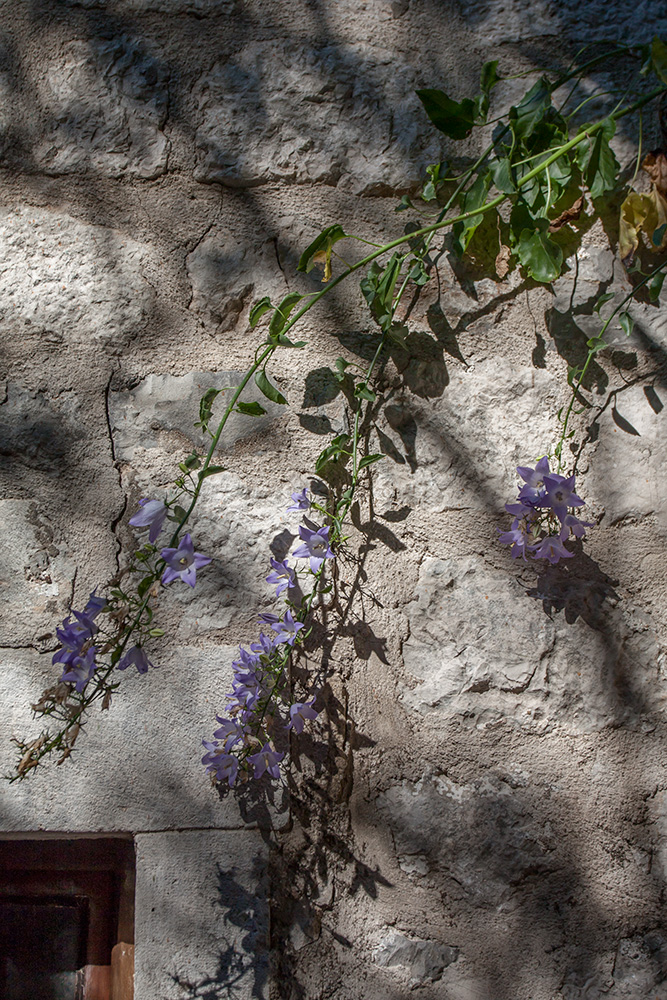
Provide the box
[575,118,619,199]
[358,453,385,470]
[416,88,476,140]
[199,465,226,480]
[249,297,272,328]
[509,77,552,139]
[297,224,348,274]
[269,292,303,337]
[255,369,287,405]
[516,218,563,283]
[619,311,634,337]
[236,400,266,417]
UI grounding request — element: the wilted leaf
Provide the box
[619,190,654,261]
[549,195,584,232]
[495,244,511,279]
[297,225,348,275]
[643,151,667,196]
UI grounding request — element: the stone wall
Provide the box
[1,1,667,998]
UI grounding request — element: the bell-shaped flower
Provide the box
[292,524,335,571]
[531,535,574,565]
[266,558,296,597]
[160,533,211,587]
[201,743,240,786]
[129,499,168,543]
[248,742,285,780]
[117,645,154,675]
[541,474,585,521]
[271,610,305,647]
[286,700,319,734]
[61,646,98,692]
[287,488,311,513]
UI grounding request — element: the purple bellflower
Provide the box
[250,632,276,657]
[271,610,305,647]
[129,499,168,543]
[248,742,285,780]
[559,513,594,541]
[498,520,534,560]
[286,700,319,734]
[266,558,296,597]
[160,533,211,587]
[287,488,311,513]
[60,646,97,692]
[257,611,280,626]
[531,535,575,565]
[117,645,154,674]
[201,743,240,786]
[541,474,585,522]
[292,524,335,571]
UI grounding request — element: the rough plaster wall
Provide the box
[1,1,667,998]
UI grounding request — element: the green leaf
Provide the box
[297,224,348,274]
[149,628,165,638]
[586,335,608,353]
[315,433,350,473]
[575,118,619,199]
[354,384,377,403]
[652,222,667,248]
[416,88,476,140]
[358,453,385,470]
[408,259,430,286]
[649,270,666,302]
[593,292,615,314]
[274,334,306,348]
[361,254,402,331]
[172,505,187,521]
[137,576,154,599]
[199,465,226,480]
[396,194,414,212]
[480,59,501,96]
[619,311,634,337]
[386,322,409,350]
[516,218,563,283]
[421,161,447,201]
[249,297,272,328]
[651,36,667,85]
[268,292,303,337]
[198,387,222,428]
[509,77,552,139]
[452,171,492,256]
[490,157,516,194]
[236,400,266,416]
[475,60,501,122]
[255,369,287,405]
[183,453,201,470]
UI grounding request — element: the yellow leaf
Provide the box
[619,191,654,261]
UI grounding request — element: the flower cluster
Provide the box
[500,457,593,565]
[202,488,331,787]
[53,499,212,696]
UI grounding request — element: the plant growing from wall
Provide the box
[9,39,667,784]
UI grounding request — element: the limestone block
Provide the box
[376,772,554,908]
[0,500,75,647]
[586,382,667,529]
[456,0,667,44]
[0,207,153,350]
[373,357,561,515]
[194,42,444,194]
[108,370,285,460]
[562,932,667,999]
[401,555,667,732]
[134,830,268,1000]
[31,37,168,178]
[187,232,288,333]
[0,644,263,831]
[373,929,458,985]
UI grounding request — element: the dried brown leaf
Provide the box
[495,245,511,280]
[548,195,584,232]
